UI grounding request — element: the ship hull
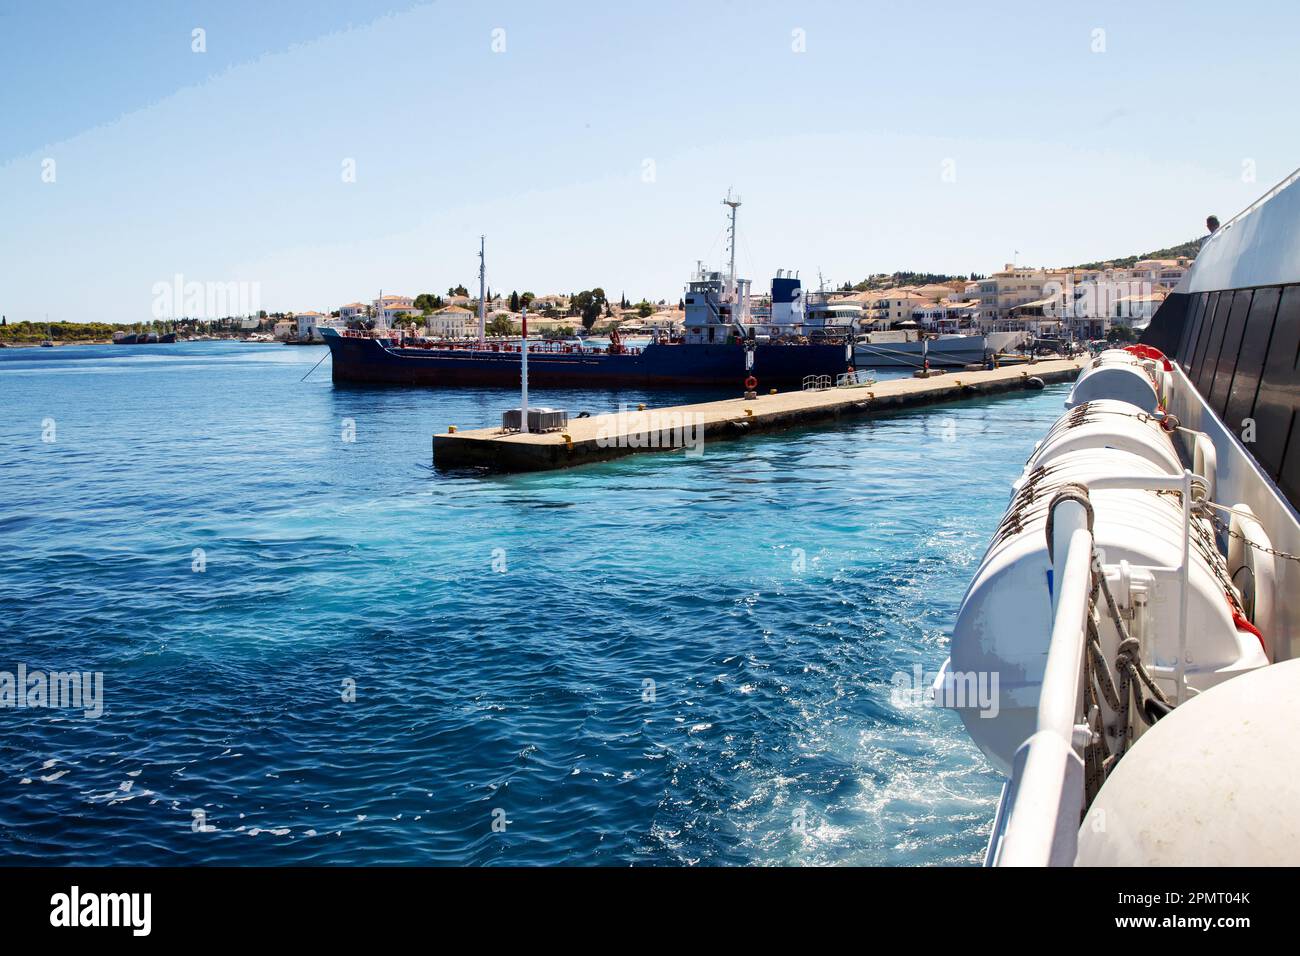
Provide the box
[854,336,988,368]
[322,332,852,389]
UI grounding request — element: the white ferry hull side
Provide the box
[853,336,986,368]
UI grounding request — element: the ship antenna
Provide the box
[722,190,742,300]
[478,235,487,348]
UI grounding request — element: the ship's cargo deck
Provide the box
[433,357,1085,472]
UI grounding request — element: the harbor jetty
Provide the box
[433,357,1085,472]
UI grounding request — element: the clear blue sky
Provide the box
[3,0,1298,323]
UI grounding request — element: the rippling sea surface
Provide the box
[0,342,1068,865]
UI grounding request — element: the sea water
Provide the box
[0,342,1066,865]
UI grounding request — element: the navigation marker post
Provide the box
[520,304,529,434]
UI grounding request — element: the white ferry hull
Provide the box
[853,333,1025,368]
[853,337,980,368]
[941,164,1300,867]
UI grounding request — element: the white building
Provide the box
[293,311,333,342]
[373,295,420,329]
[339,301,368,324]
[1129,258,1191,290]
[425,306,477,338]
[912,299,981,331]
[974,266,1050,329]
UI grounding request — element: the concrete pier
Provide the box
[432,358,1085,472]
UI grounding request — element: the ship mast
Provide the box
[477,235,487,347]
[722,190,741,302]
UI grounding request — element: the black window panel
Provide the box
[1251,285,1300,478]
[1178,291,1208,363]
[1195,291,1233,394]
[1225,287,1280,432]
[1189,291,1221,381]
[1277,409,1300,507]
[1208,289,1253,415]
[1185,291,1201,361]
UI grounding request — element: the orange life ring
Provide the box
[744,375,758,390]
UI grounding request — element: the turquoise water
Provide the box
[0,342,1067,865]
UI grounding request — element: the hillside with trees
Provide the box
[1070,237,1201,271]
[0,320,124,343]
[847,272,976,292]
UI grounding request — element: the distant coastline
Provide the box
[0,334,267,349]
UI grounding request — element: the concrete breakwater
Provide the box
[432,358,1085,472]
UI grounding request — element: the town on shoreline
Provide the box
[2,238,1197,348]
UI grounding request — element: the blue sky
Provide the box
[2,0,1298,323]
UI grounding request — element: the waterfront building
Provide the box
[425,305,476,338]
[973,265,1050,330]
[1129,257,1191,289]
[863,289,930,329]
[912,298,981,331]
[373,294,420,328]
[293,311,330,342]
[339,301,368,324]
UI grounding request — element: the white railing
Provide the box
[802,374,832,391]
[992,497,1092,867]
[991,470,1196,867]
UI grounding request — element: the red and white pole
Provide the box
[520,306,529,434]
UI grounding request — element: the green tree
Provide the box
[572,289,608,331]
[486,314,517,336]
[447,285,469,297]
[636,300,654,319]
[509,290,520,312]
[414,293,442,312]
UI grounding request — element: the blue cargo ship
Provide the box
[321,327,852,389]
[322,196,855,390]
